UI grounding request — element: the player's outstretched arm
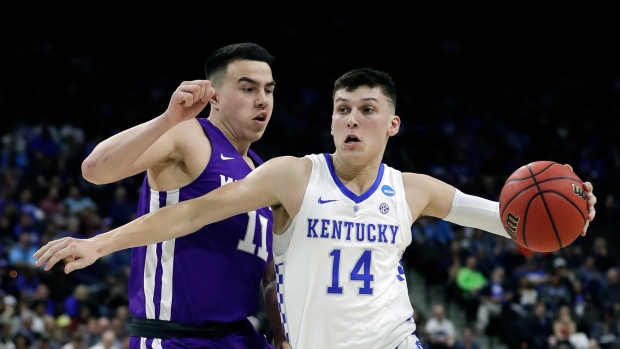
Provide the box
[403,173,511,239]
[82,80,214,184]
[35,156,296,274]
[404,165,597,238]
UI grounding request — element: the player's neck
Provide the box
[208,116,251,156]
[330,153,382,195]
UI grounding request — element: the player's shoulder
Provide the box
[259,156,313,182]
[401,171,428,183]
[264,155,311,168]
[401,172,445,190]
[169,118,204,135]
[168,118,211,147]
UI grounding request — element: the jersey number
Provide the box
[237,211,269,261]
[327,249,374,295]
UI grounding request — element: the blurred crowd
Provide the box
[409,217,620,349]
[1,7,619,349]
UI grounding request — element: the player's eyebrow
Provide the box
[237,76,276,87]
[334,97,379,103]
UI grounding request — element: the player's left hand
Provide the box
[581,181,596,236]
[33,236,100,274]
[564,164,597,236]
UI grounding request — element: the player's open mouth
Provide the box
[345,135,360,143]
[254,115,266,122]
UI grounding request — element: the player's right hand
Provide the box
[276,341,292,349]
[164,80,215,125]
[33,236,100,274]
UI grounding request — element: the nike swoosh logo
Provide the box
[318,197,338,204]
[220,154,235,160]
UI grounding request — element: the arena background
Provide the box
[1,2,619,349]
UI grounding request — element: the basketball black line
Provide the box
[504,175,581,186]
[506,162,558,182]
[525,189,587,249]
[500,176,582,217]
[526,164,563,249]
[520,191,571,251]
[533,161,559,176]
[521,194,534,248]
[538,190,588,222]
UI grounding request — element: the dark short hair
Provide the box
[204,43,274,85]
[333,68,397,110]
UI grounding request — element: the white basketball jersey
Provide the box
[273,153,417,349]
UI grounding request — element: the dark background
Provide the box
[2,2,618,215]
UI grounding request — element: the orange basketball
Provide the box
[499,161,589,252]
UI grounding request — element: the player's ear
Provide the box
[209,90,219,110]
[388,115,400,136]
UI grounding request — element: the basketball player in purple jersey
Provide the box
[78,43,289,349]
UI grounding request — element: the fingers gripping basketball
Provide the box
[499,161,589,252]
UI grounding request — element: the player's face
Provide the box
[215,60,275,143]
[331,87,400,161]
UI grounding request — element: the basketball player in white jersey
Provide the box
[35,68,597,349]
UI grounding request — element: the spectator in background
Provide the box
[31,284,55,317]
[591,238,612,273]
[475,266,514,335]
[456,255,488,323]
[453,326,481,349]
[13,212,40,241]
[551,305,587,349]
[88,329,119,349]
[539,272,573,315]
[61,330,87,349]
[39,185,61,219]
[1,129,30,172]
[63,186,96,216]
[15,267,41,300]
[29,124,61,158]
[600,268,620,315]
[63,285,95,320]
[562,245,585,271]
[513,274,540,315]
[106,186,135,228]
[514,255,549,288]
[425,303,457,349]
[588,310,619,349]
[576,256,604,311]
[16,188,45,223]
[8,232,39,268]
[600,194,620,231]
[523,301,555,349]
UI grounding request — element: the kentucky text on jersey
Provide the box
[306,218,399,243]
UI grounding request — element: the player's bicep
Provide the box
[403,173,455,219]
[188,160,284,228]
[130,120,201,177]
[125,131,179,176]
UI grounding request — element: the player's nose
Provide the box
[346,111,359,128]
[255,91,269,109]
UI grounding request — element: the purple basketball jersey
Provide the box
[127,119,273,348]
